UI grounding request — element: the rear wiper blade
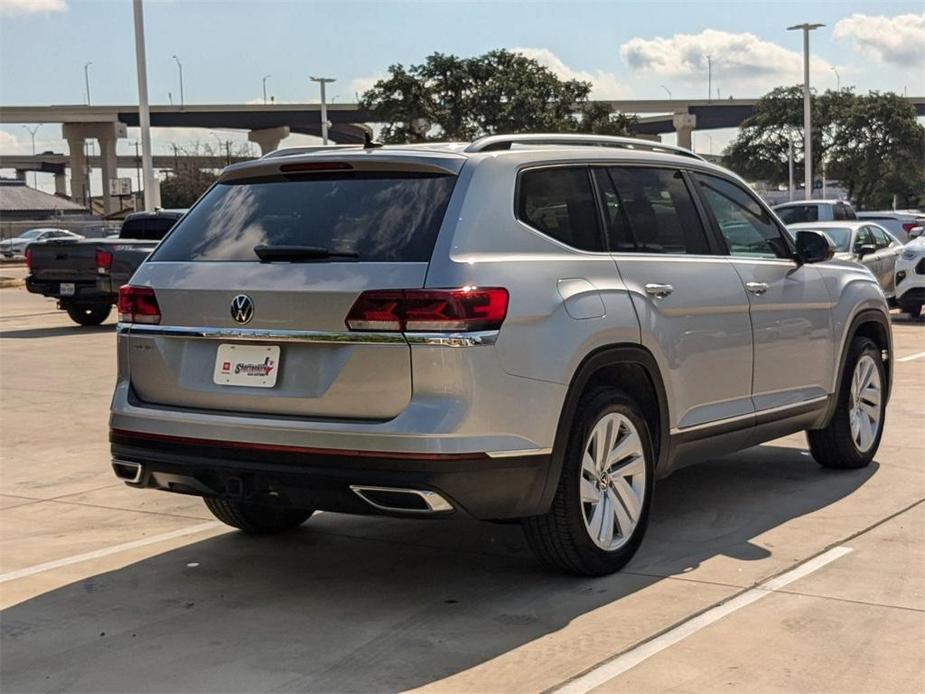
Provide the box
[253,245,359,262]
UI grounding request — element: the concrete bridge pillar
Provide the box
[248,126,290,155]
[54,173,67,196]
[672,111,697,151]
[13,169,26,181]
[62,122,127,211]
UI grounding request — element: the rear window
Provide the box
[776,205,818,224]
[151,172,456,262]
[120,217,178,241]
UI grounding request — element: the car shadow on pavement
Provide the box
[0,324,115,339]
[0,444,877,693]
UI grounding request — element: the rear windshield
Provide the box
[151,172,456,262]
[775,205,818,224]
[120,217,178,241]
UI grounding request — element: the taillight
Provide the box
[96,249,113,275]
[118,285,161,324]
[902,223,916,233]
[24,246,32,270]
[346,287,508,332]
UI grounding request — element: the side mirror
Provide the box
[910,226,924,240]
[794,230,834,264]
[855,243,877,258]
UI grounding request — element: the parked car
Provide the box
[25,209,185,326]
[772,199,857,225]
[787,221,903,301]
[110,135,891,576]
[1,228,83,257]
[894,236,925,317]
[856,210,925,243]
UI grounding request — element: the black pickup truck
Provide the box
[26,209,185,325]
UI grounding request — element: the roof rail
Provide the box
[464,134,704,160]
[261,145,364,159]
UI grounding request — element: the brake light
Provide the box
[96,249,113,275]
[902,223,916,233]
[24,246,32,270]
[346,287,508,332]
[118,285,161,324]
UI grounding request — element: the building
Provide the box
[0,178,88,222]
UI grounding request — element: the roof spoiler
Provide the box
[464,134,705,160]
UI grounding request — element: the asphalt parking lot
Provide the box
[1,277,923,694]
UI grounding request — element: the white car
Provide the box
[0,228,83,257]
[895,236,925,317]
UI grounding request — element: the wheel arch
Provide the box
[819,308,893,429]
[534,344,670,515]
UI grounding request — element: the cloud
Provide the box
[620,29,832,90]
[0,0,66,16]
[833,13,925,66]
[512,47,632,98]
[347,75,384,101]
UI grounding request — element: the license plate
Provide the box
[213,344,280,388]
[60,283,76,297]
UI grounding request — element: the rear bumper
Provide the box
[25,276,113,303]
[110,428,551,520]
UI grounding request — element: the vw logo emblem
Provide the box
[230,294,254,324]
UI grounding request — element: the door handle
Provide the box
[644,283,674,298]
[745,282,769,295]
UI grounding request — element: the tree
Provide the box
[359,49,636,143]
[724,86,924,209]
[159,142,251,209]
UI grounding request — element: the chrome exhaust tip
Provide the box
[349,485,453,514]
[112,459,143,484]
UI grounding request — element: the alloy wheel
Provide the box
[849,354,882,453]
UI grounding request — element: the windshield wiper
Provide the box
[253,245,359,262]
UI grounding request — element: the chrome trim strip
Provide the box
[118,323,406,344]
[118,323,500,347]
[670,396,829,435]
[485,447,552,459]
[404,331,498,347]
[349,485,454,514]
[111,459,143,484]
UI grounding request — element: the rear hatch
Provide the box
[125,154,462,420]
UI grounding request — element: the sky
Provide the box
[0,0,923,193]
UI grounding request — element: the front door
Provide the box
[693,173,834,412]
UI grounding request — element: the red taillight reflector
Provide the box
[902,222,916,233]
[280,161,353,173]
[118,285,161,324]
[96,249,113,275]
[346,287,508,332]
[24,246,32,270]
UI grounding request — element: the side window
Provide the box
[695,174,789,258]
[833,204,847,221]
[517,167,603,252]
[599,167,710,254]
[870,226,891,248]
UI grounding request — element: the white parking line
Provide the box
[896,351,925,363]
[0,521,223,584]
[553,546,853,694]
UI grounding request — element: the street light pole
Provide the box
[660,85,672,100]
[788,138,795,201]
[831,66,840,91]
[706,56,712,102]
[84,62,92,106]
[787,22,824,201]
[172,55,184,108]
[262,74,271,104]
[133,0,160,209]
[309,76,336,145]
[21,124,41,188]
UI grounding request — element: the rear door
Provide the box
[126,165,459,420]
[693,173,834,412]
[596,166,755,433]
[868,224,901,295]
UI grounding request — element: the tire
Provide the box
[203,498,314,534]
[902,303,922,318]
[807,336,886,469]
[523,387,655,576]
[65,303,111,326]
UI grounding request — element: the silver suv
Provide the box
[111,135,892,576]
